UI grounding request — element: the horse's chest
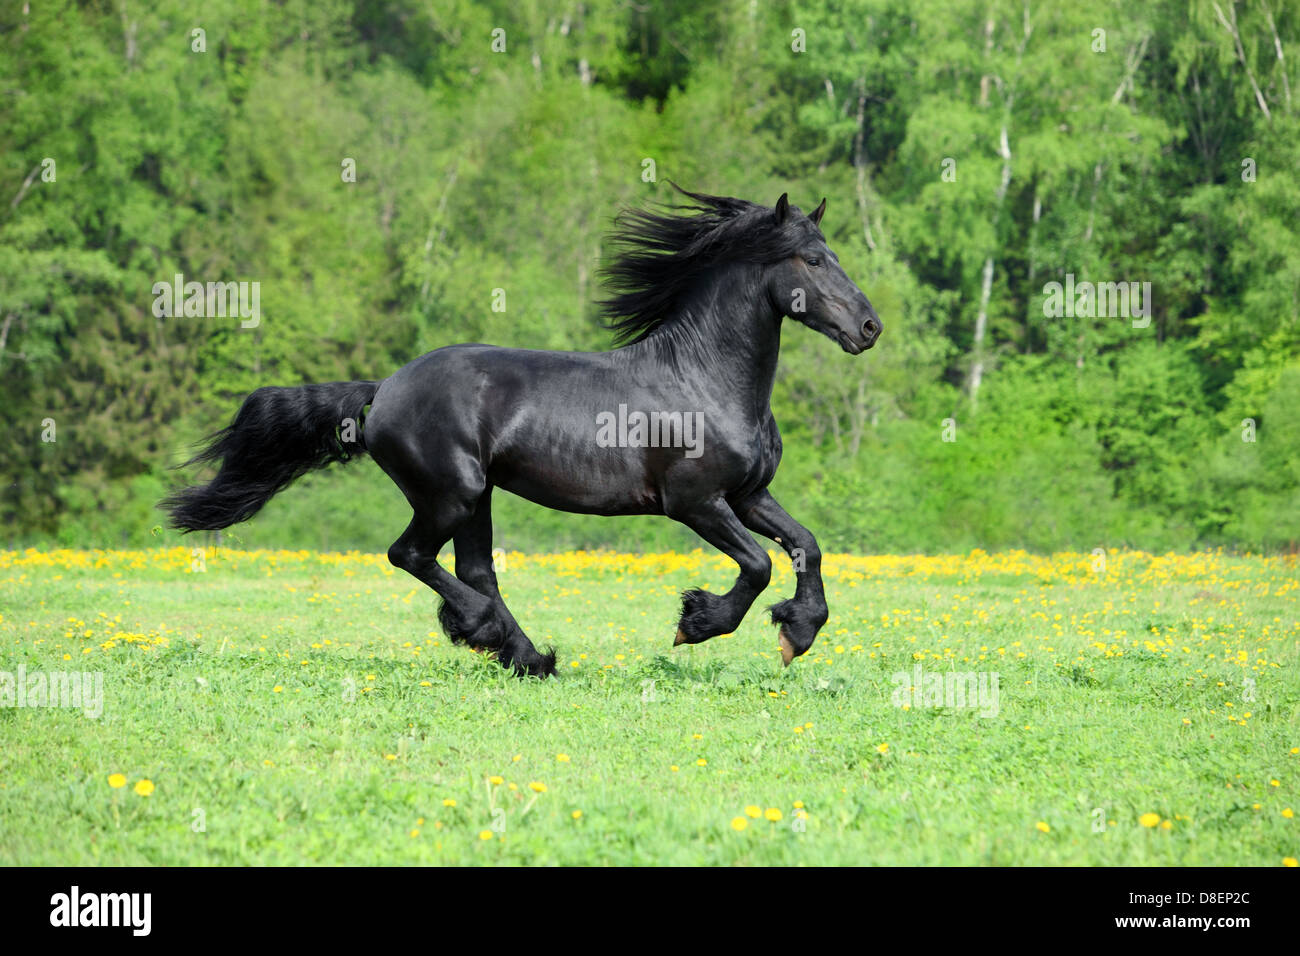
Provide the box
[740,416,782,490]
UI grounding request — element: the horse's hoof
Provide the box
[674,628,689,647]
[778,628,796,667]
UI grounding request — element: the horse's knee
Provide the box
[387,539,415,572]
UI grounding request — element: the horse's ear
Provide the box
[774,192,789,225]
[810,197,827,226]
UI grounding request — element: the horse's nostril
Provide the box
[862,318,881,339]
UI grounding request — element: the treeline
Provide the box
[1,0,1297,553]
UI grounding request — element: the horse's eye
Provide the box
[806,257,821,267]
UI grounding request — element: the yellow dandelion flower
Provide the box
[1139,812,1160,828]
[478,830,493,841]
[1035,821,1050,833]
[1283,808,1294,819]
[133,779,154,797]
[529,781,547,793]
[489,775,504,786]
[442,798,456,807]
[745,805,761,818]
[731,817,748,831]
[556,753,570,762]
[696,758,707,766]
[107,773,126,789]
[571,810,583,820]
[1284,858,1298,868]
[764,808,783,822]
[876,743,889,754]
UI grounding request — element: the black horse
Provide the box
[163,186,881,677]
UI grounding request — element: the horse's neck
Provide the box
[633,268,782,414]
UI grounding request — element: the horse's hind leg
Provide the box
[452,490,556,677]
[387,505,553,679]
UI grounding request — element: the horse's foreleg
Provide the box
[734,489,828,665]
[452,490,556,677]
[669,497,772,648]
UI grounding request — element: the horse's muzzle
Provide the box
[861,317,882,349]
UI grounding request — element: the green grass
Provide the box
[1,547,1297,865]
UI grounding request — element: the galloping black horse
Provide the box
[163,186,881,677]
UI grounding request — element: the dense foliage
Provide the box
[2,0,1297,552]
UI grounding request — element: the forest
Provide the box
[2,0,1297,553]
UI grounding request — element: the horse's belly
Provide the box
[494,468,662,517]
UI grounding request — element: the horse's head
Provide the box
[765,193,881,354]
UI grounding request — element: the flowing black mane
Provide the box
[598,183,811,345]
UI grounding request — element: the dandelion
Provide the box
[442,798,457,807]
[696,758,707,766]
[876,743,889,754]
[745,805,761,818]
[529,781,547,793]
[764,808,783,822]
[1285,858,1298,868]
[1283,808,1294,819]
[731,817,748,831]
[134,779,155,797]
[107,773,126,789]
[478,830,493,841]
[489,776,504,786]
[556,753,570,762]
[1035,821,1050,833]
[1139,813,1160,828]
[571,810,583,820]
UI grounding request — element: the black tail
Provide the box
[161,381,380,532]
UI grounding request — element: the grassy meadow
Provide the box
[1,546,1297,866]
